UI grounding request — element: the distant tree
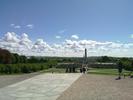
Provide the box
[11,54,16,64]
[121,58,132,71]
[13,53,20,63]
[40,58,44,63]
[28,56,39,63]
[22,56,27,63]
[0,48,12,64]
[97,56,111,62]
[19,55,27,63]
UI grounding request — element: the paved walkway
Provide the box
[0,73,81,100]
[0,72,41,88]
[57,74,133,100]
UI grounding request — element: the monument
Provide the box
[65,48,88,73]
[84,48,87,64]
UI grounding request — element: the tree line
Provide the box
[0,48,57,74]
[0,48,133,74]
[0,48,52,64]
[96,56,133,71]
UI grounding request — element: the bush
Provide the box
[122,61,132,71]
[21,65,30,73]
[0,63,51,74]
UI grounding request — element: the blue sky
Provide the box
[0,0,133,57]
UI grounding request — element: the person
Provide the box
[129,60,133,78]
[82,67,86,74]
[80,67,82,73]
[117,60,123,79]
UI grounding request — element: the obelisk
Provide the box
[84,48,87,64]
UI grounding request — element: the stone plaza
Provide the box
[0,73,81,100]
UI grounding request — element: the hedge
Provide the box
[0,63,50,74]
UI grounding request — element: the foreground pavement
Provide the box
[0,73,81,100]
[57,74,133,100]
[0,72,41,88]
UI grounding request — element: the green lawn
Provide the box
[43,67,132,76]
[88,68,131,76]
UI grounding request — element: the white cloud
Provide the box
[10,24,15,26]
[19,33,32,48]
[130,34,133,38]
[32,39,53,52]
[10,24,21,29]
[4,32,20,42]
[34,39,46,45]
[14,25,21,29]
[0,32,133,57]
[71,35,79,39]
[108,42,123,48]
[58,29,66,34]
[55,36,61,39]
[10,24,34,29]
[26,24,34,29]
[0,32,33,55]
[53,44,62,49]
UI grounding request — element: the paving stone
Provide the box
[0,73,81,100]
[57,74,133,100]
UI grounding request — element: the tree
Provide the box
[97,56,111,62]
[0,48,12,64]
[13,53,20,63]
[21,56,27,63]
[28,56,39,63]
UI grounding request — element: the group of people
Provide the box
[80,67,87,74]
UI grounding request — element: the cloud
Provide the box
[34,39,46,45]
[26,24,34,29]
[10,24,34,29]
[0,32,33,55]
[53,44,62,49]
[0,32,133,57]
[19,33,32,48]
[14,25,21,29]
[108,42,123,48]
[32,39,53,52]
[63,39,133,56]
[71,35,79,39]
[55,35,61,39]
[130,34,133,38]
[3,32,20,42]
[58,29,66,34]
[10,24,15,27]
[10,24,21,29]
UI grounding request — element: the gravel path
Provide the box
[0,72,41,88]
[57,74,133,100]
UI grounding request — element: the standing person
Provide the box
[117,60,123,79]
[129,60,133,78]
[83,67,86,74]
[80,67,82,73]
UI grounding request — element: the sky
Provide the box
[0,0,133,57]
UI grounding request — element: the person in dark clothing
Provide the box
[82,67,86,74]
[117,60,123,79]
[129,61,133,78]
[80,68,82,73]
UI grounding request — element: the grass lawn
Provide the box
[42,67,132,76]
[88,68,131,76]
